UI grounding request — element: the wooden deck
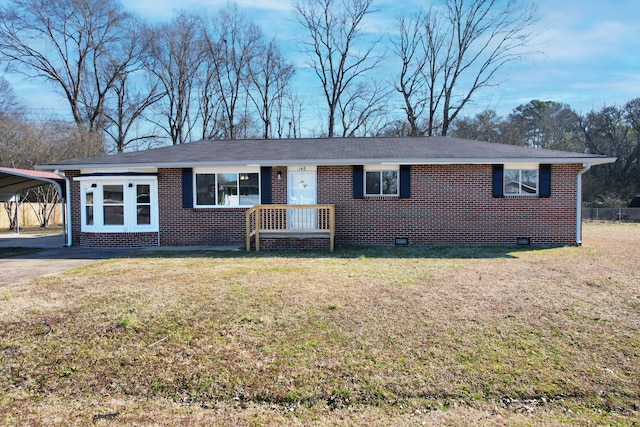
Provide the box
[246,204,335,251]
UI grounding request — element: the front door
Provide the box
[288,169,317,230]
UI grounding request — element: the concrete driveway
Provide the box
[0,233,242,288]
[0,233,139,288]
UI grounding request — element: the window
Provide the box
[78,178,158,232]
[365,170,398,196]
[85,186,95,226]
[136,184,151,225]
[504,169,538,195]
[354,165,410,199]
[194,171,259,207]
[103,185,124,225]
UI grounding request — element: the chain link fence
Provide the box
[582,208,640,222]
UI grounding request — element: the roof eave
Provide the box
[36,156,617,170]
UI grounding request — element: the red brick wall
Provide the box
[317,164,580,246]
[80,232,158,247]
[271,167,287,204]
[157,168,247,246]
[65,163,581,248]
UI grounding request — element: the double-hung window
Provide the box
[103,185,125,225]
[365,168,398,196]
[504,169,538,195]
[78,177,158,232]
[493,164,550,198]
[194,169,260,207]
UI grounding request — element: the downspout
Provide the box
[576,162,591,246]
[54,170,72,247]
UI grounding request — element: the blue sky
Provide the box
[5,0,640,126]
[127,0,640,115]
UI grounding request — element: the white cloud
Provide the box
[536,0,640,61]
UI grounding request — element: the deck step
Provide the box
[259,231,331,239]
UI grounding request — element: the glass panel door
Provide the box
[288,170,317,230]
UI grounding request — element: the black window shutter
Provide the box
[539,164,551,198]
[399,165,411,198]
[260,166,272,204]
[182,168,193,208]
[353,165,364,199]
[492,164,504,198]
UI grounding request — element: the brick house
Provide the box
[36,136,615,249]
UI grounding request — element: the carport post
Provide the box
[14,193,19,234]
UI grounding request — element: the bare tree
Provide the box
[0,118,104,168]
[294,0,382,138]
[24,185,58,227]
[393,8,452,137]
[248,37,295,139]
[0,76,23,119]
[203,4,263,140]
[0,116,103,229]
[198,58,223,140]
[439,0,538,136]
[103,71,164,153]
[275,91,305,139]
[0,0,136,134]
[147,11,205,145]
[394,14,424,136]
[422,9,450,136]
[0,117,40,168]
[392,0,537,136]
[338,81,390,137]
[3,199,17,230]
[101,19,163,153]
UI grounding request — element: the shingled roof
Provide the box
[36,136,616,170]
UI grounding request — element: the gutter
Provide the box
[54,170,72,247]
[576,163,592,246]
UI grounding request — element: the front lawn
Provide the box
[1,222,638,425]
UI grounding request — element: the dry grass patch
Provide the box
[1,222,639,425]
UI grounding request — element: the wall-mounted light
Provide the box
[277,170,282,180]
[128,183,134,188]
[240,174,249,181]
[91,183,97,188]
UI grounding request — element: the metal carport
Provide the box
[0,167,68,247]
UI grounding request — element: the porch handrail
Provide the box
[246,204,335,251]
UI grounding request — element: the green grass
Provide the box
[0,222,638,425]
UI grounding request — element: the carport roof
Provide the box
[0,167,66,201]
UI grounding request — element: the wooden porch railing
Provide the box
[246,204,335,251]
